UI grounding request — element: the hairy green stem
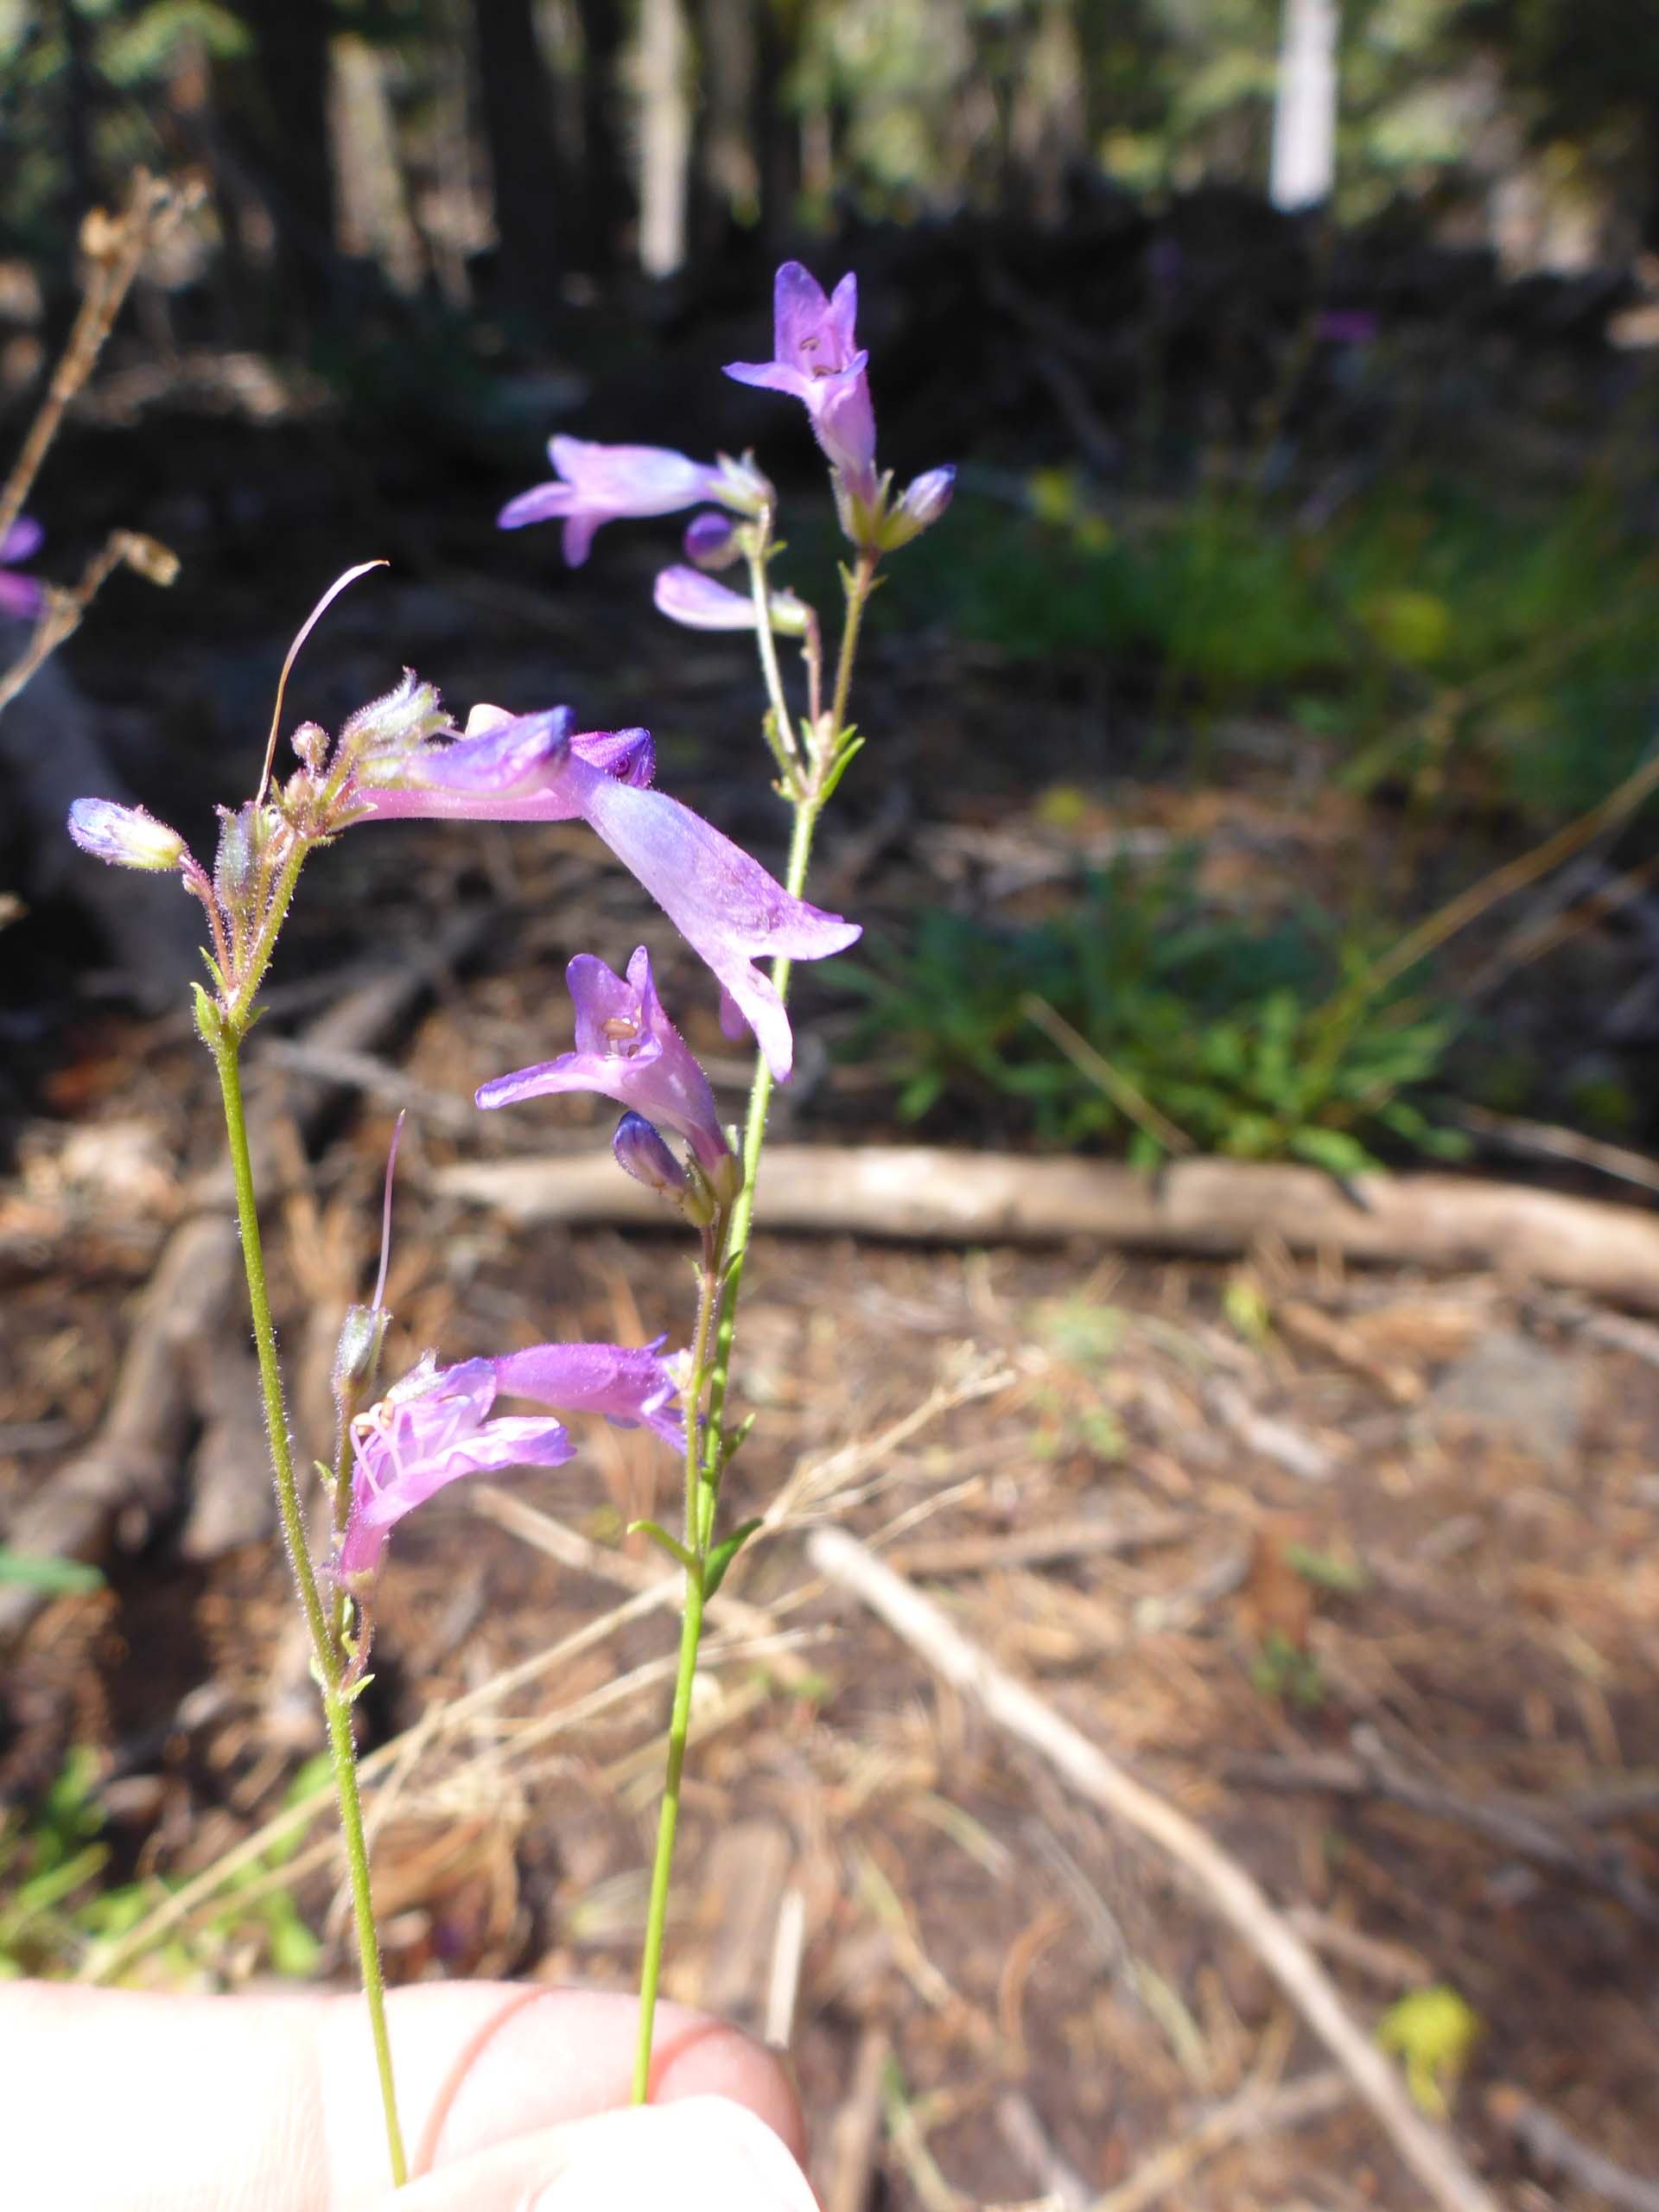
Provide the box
[744,510,800,779]
[632,1236,723,2104]
[209,1027,407,2188]
[632,547,876,2096]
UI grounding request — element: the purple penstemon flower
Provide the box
[0,517,44,620]
[653,565,808,635]
[357,708,859,1081]
[498,436,769,568]
[478,944,735,1187]
[339,1338,683,1586]
[726,264,879,509]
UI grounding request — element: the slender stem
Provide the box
[211,1030,335,1669]
[633,542,876,2094]
[324,1681,408,2184]
[744,511,801,777]
[209,1028,407,2189]
[699,797,817,1548]
[632,1238,723,2104]
[830,551,878,741]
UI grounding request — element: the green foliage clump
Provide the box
[903,475,1659,821]
[842,856,1465,1174]
[0,1747,325,1985]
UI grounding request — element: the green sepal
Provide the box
[817,733,865,804]
[721,1414,757,1464]
[628,1519,698,1574]
[343,1670,376,1704]
[192,982,223,1047]
[704,1517,763,1601]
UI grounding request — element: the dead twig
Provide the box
[808,1526,1503,2212]
[1089,2069,1351,2212]
[1227,1726,1659,1922]
[1486,2083,1659,2212]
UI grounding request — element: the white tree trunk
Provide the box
[637,0,691,276]
[1269,0,1338,212]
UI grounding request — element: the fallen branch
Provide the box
[1486,2083,1659,2212]
[1090,2068,1351,2212]
[1227,1725,1658,1921]
[807,1525,1502,2212]
[436,1144,1659,1312]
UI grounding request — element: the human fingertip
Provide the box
[523,2097,817,2212]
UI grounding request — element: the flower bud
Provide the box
[213,803,257,906]
[713,449,776,518]
[683,510,742,569]
[878,464,957,551]
[67,798,188,872]
[613,1111,689,1201]
[333,1302,388,1413]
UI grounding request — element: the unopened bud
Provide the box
[708,1147,744,1208]
[213,804,257,906]
[683,510,742,570]
[613,1112,689,1204]
[333,1302,387,1411]
[714,449,775,518]
[67,798,188,872]
[878,464,957,552]
[290,721,328,772]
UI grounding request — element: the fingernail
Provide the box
[525,2098,816,2212]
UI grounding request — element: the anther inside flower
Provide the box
[478,944,735,1188]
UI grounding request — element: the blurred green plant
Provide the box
[842,855,1465,1173]
[901,474,1659,819]
[0,1746,326,1983]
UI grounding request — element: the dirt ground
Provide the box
[3,399,1659,2212]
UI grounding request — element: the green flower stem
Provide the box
[208,1022,407,2190]
[323,1675,406,2185]
[632,1232,724,2105]
[743,509,800,779]
[698,794,817,1551]
[631,545,877,2100]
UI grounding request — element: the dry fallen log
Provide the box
[808,1525,1502,2212]
[436,1144,1659,1310]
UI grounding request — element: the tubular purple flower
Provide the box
[339,1338,683,1586]
[652,565,809,636]
[67,798,188,872]
[498,436,733,567]
[0,516,44,620]
[725,264,879,507]
[356,711,860,1080]
[477,944,732,1180]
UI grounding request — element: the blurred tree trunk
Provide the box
[638,0,692,274]
[695,0,760,257]
[754,0,801,243]
[1010,0,1086,223]
[474,0,563,313]
[1269,0,1338,210]
[569,0,627,273]
[232,0,339,311]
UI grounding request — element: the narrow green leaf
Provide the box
[0,1549,105,1596]
[627,1520,698,1574]
[704,1517,764,1601]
